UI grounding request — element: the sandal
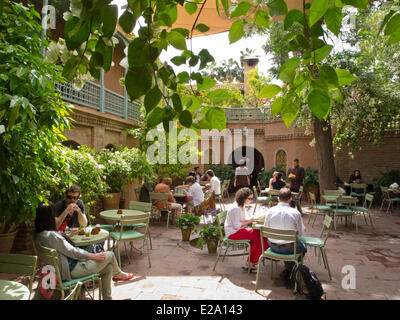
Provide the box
[241,266,257,273]
[112,273,134,282]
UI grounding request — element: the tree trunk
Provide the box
[313,117,337,194]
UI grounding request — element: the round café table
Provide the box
[99,209,144,224]
[0,280,30,300]
[70,229,109,247]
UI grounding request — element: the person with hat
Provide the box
[234,159,250,191]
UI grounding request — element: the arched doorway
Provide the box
[228,146,265,188]
[62,140,80,150]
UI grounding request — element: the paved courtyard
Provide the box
[109,199,400,300]
[3,198,400,300]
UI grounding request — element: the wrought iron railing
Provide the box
[55,81,141,122]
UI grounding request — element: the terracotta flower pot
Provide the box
[181,228,193,241]
[103,193,121,210]
[206,238,219,254]
[0,230,18,253]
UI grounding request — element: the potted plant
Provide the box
[175,213,200,241]
[99,149,131,209]
[303,168,320,202]
[197,209,221,254]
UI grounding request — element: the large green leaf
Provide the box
[278,57,300,82]
[231,1,252,18]
[171,93,183,113]
[267,0,288,17]
[221,0,229,16]
[119,9,136,34]
[197,77,216,91]
[147,107,165,128]
[254,10,270,28]
[384,13,400,36]
[167,31,187,50]
[64,16,90,50]
[284,9,303,29]
[229,20,244,44]
[184,2,197,15]
[144,86,162,113]
[125,67,152,100]
[171,55,187,66]
[62,57,80,81]
[309,0,329,27]
[198,49,215,69]
[271,96,283,116]
[128,38,149,67]
[335,69,357,86]
[95,38,113,71]
[207,89,231,104]
[196,24,210,33]
[102,4,118,38]
[312,44,333,63]
[280,98,300,127]
[184,95,203,112]
[307,89,332,120]
[205,107,226,130]
[325,7,342,36]
[179,110,193,128]
[177,71,190,83]
[319,65,339,88]
[342,0,368,9]
[258,84,281,99]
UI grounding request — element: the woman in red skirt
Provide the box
[225,187,269,272]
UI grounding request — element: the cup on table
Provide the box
[85,227,92,237]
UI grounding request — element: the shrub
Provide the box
[211,165,235,186]
[175,213,200,232]
[373,170,400,197]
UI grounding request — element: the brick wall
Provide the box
[335,134,400,184]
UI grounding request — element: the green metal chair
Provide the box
[252,185,269,215]
[150,192,173,228]
[308,192,332,227]
[35,244,102,300]
[0,253,38,300]
[332,197,357,231]
[380,186,400,214]
[64,282,82,300]
[268,189,280,207]
[350,193,375,230]
[350,183,367,204]
[255,227,303,293]
[109,213,151,268]
[129,200,153,249]
[299,215,333,280]
[222,180,230,199]
[293,185,304,209]
[213,211,252,274]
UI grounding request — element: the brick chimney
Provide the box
[243,57,259,93]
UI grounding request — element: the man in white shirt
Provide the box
[206,169,221,198]
[264,187,307,276]
[184,176,204,207]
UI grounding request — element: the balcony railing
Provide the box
[55,81,141,122]
[223,107,273,121]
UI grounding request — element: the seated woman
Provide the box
[154,177,183,218]
[271,172,286,190]
[268,171,279,189]
[34,203,133,300]
[225,188,269,272]
[348,170,364,194]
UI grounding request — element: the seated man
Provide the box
[55,184,88,231]
[184,176,204,214]
[154,177,182,218]
[264,187,307,283]
[206,169,221,200]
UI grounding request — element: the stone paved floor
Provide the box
[109,199,400,300]
[3,198,400,300]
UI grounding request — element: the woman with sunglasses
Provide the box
[35,203,134,300]
[225,187,269,272]
[55,184,87,231]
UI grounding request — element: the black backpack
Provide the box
[290,264,324,300]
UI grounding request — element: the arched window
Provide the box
[275,149,287,173]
